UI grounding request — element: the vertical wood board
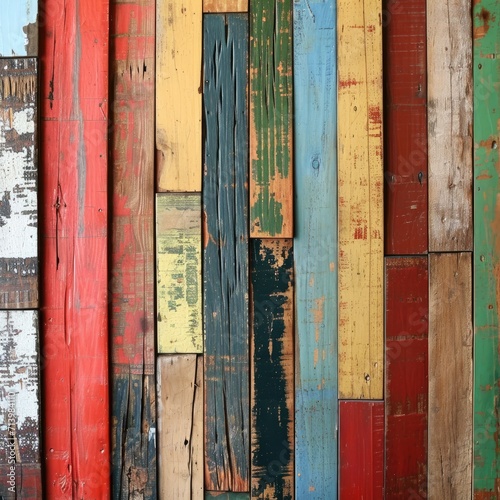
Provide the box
[0,1,37,57]
[203,0,247,11]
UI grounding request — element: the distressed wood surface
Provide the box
[156,0,202,192]
[110,0,156,497]
[0,58,38,310]
[206,494,250,499]
[158,355,203,499]
[39,0,110,496]
[203,0,247,11]
[203,15,249,491]
[251,239,294,499]
[156,193,202,353]
[339,401,384,499]
[427,0,472,252]
[293,1,337,496]
[0,1,38,57]
[0,311,41,499]
[249,0,293,238]
[385,257,428,498]
[429,253,472,498]
[338,0,384,399]
[384,0,428,255]
[473,0,500,496]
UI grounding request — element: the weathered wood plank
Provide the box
[338,0,384,399]
[203,15,249,491]
[383,0,428,255]
[251,239,294,499]
[249,0,293,238]
[339,401,384,499]
[39,0,110,496]
[110,0,156,497]
[158,355,203,499]
[0,310,41,498]
[473,0,500,495]
[156,0,202,192]
[156,193,202,353]
[0,1,37,57]
[427,0,472,251]
[293,1,337,496]
[0,58,38,310]
[385,257,428,498]
[429,253,472,498]
[206,494,250,499]
[203,0,247,12]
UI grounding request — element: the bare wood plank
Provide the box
[0,1,38,57]
[203,0,247,12]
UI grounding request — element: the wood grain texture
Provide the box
[383,0,428,255]
[0,0,38,57]
[203,15,249,491]
[0,310,41,499]
[158,355,203,500]
[338,0,384,399]
[473,0,500,496]
[427,0,472,252]
[203,0,247,12]
[429,253,472,499]
[0,58,38,309]
[110,0,156,496]
[156,0,202,192]
[251,239,294,499]
[339,401,384,499]
[249,0,293,238]
[156,193,202,353]
[385,257,428,499]
[293,1,337,496]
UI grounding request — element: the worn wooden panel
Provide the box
[158,355,203,499]
[206,494,250,499]
[110,0,156,497]
[0,1,37,57]
[251,239,294,499]
[203,14,249,491]
[384,0,427,255]
[39,0,110,496]
[339,401,384,499]
[203,0,247,11]
[249,0,293,238]
[427,0,472,251]
[0,58,38,310]
[156,0,202,192]
[429,253,472,498]
[338,0,384,399]
[293,1,337,496]
[385,257,428,498]
[0,310,41,498]
[473,0,500,496]
[156,193,202,353]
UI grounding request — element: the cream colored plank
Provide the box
[203,0,247,12]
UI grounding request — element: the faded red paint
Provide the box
[368,105,382,124]
[339,78,360,88]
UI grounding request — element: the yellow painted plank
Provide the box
[337,0,384,399]
[203,0,247,12]
[156,193,202,353]
[156,0,202,192]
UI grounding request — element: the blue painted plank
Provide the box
[293,1,338,497]
[0,1,37,57]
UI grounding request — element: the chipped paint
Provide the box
[0,1,37,57]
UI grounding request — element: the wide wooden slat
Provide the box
[429,253,472,498]
[338,0,384,399]
[203,14,249,491]
[156,0,202,192]
[293,1,337,496]
[203,0,247,12]
[249,0,293,238]
[0,1,37,57]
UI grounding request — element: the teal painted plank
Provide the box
[203,14,250,492]
[293,1,337,497]
[0,1,37,56]
[206,494,250,499]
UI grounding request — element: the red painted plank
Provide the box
[339,401,384,499]
[39,0,110,497]
[385,257,428,498]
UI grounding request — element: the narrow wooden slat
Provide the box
[249,0,293,238]
[110,0,156,496]
[156,0,202,192]
[158,355,203,499]
[203,14,249,491]
[293,1,337,496]
[338,0,384,399]
[251,239,294,499]
[0,1,38,57]
[429,253,472,498]
[0,58,38,310]
[427,0,472,251]
[203,0,247,12]
[385,257,428,498]
[156,193,202,353]
[0,310,41,498]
